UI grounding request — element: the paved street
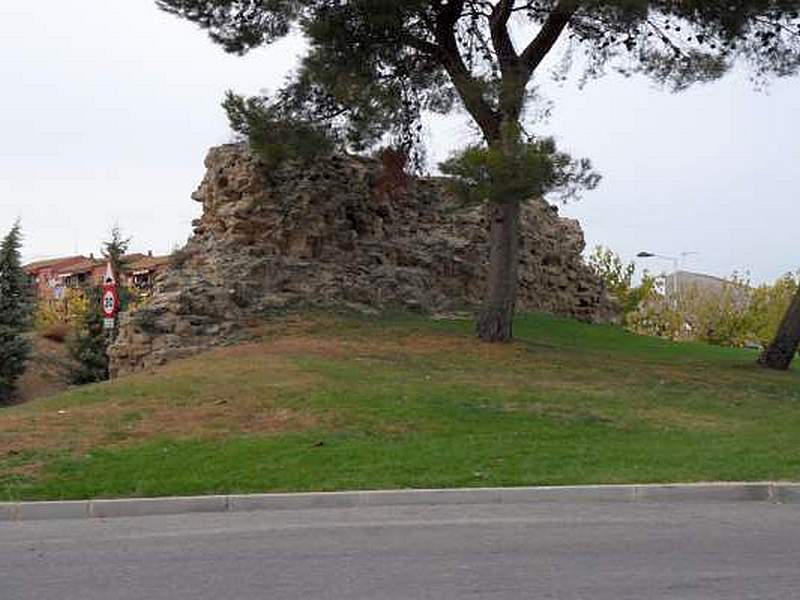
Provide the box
[2,500,799,599]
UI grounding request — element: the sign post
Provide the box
[102,262,119,331]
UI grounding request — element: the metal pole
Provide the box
[673,258,679,306]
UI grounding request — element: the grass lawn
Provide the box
[2,312,800,501]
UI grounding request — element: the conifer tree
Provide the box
[102,225,131,285]
[66,286,109,384]
[0,223,33,403]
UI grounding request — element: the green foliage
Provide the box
[628,275,745,346]
[627,272,800,351]
[0,223,33,329]
[33,288,90,332]
[0,328,31,403]
[116,284,135,315]
[439,134,600,205]
[748,272,800,347]
[66,287,109,385]
[588,246,655,321]
[156,0,301,54]
[0,223,34,403]
[102,225,130,284]
[223,92,337,169]
[158,1,800,156]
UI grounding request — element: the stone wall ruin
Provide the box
[110,143,617,376]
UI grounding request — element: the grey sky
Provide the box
[1,2,797,283]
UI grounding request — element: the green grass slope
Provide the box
[2,312,799,501]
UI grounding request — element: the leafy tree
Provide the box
[157,0,800,341]
[749,272,798,348]
[66,287,110,384]
[587,245,655,321]
[0,223,34,403]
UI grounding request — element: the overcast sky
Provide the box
[1,2,797,283]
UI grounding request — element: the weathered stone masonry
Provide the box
[110,143,617,376]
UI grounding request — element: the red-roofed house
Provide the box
[26,256,89,302]
[25,252,171,304]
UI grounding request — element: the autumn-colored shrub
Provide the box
[34,288,90,331]
[628,271,800,350]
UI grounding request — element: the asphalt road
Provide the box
[2,500,799,599]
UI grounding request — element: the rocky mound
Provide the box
[110,144,616,376]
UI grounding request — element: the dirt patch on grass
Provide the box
[251,319,523,363]
[633,407,742,432]
[0,401,320,457]
[128,404,320,440]
[0,459,42,481]
[502,401,618,427]
[223,333,498,366]
[501,401,742,433]
[257,336,349,360]
[1,347,324,463]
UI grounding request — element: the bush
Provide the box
[587,246,656,323]
[748,272,799,348]
[628,271,800,351]
[34,288,90,331]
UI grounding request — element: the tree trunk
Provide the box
[477,199,520,342]
[759,287,800,371]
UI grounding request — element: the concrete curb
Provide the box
[2,482,799,522]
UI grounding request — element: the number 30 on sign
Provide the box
[102,285,119,331]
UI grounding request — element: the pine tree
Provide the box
[66,287,109,384]
[0,223,34,403]
[102,225,131,285]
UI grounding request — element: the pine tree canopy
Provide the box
[0,223,33,329]
[158,0,800,157]
[0,223,33,402]
[102,225,131,284]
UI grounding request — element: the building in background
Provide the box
[25,252,171,304]
[125,254,172,297]
[25,256,87,302]
[664,270,750,306]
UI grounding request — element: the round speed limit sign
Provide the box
[102,288,118,318]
